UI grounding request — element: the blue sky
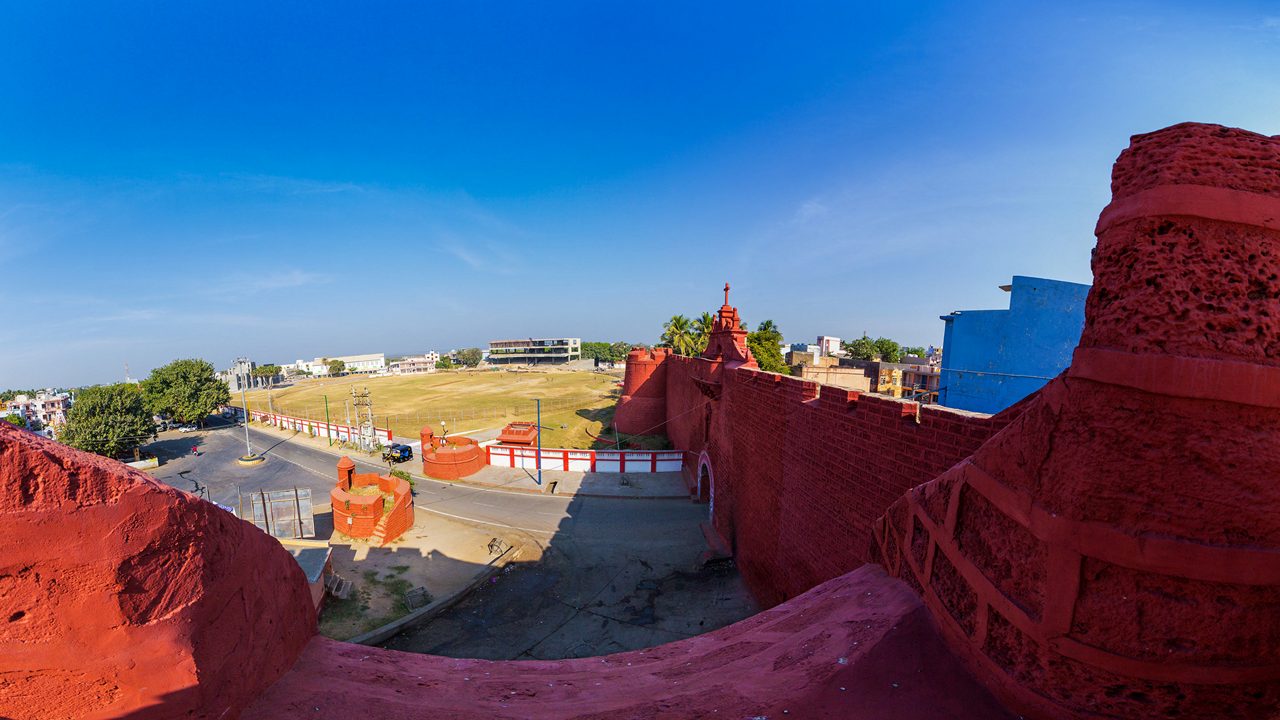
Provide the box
[2,2,1279,387]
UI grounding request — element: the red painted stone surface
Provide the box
[0,422,315,720]
[495,421,539,445]
[613,347,670,435]
[244,565,1014,720]
[420,427,486,480]
[331,456,414,545]
[873,122,1280,719]
[650,353,1016,607]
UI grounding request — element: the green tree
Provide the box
[4,413,25,428]
[872,337,902,363]
[457,348,484,367]
[842,334,877,360]
[609,341,633,362]
[581,342,612,361]
[435,357,455,370]
[327,359,346,376]
[693,311,715,354]
[252,364,282,388]
[746,319,790,375]
[901,346,926,359]
[661,315,696,356]
[141,359,231,425]
[62,383,154,458]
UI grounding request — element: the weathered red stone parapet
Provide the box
[613,347,671,435]
[419,427,486,480]
[874,122,1280,719]
[0,422,315,720]
[330,455,414,545]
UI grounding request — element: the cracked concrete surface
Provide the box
[381,516,758,660]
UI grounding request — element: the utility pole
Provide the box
[536,398,542,487]
[240,384,253,458]
[324,395,332,447]
[351,386,374,451]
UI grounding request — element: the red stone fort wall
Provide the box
[652,354,1018,606]
[614,122,1280,719]
[4,121,1279,720]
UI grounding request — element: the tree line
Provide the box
[59,358,231,459]
[839,334,927,364]
[581,341,637,363]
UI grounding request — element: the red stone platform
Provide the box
[244,565,1013,720]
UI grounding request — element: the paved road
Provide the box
[148,421,707,539]
[147,422,755,659]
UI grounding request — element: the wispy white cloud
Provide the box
[207,173,369,197]
[435,232,521,276]
[223,269,333,293]
[792,198,829,224]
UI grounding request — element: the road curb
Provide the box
[438,478,693,501]
[347,543,521,647]
[243,422,691,501]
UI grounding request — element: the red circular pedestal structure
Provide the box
[419,427,486,480]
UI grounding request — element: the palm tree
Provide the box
[693,311,715,353]
[662,315,696,356]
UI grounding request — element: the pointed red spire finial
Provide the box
[724,282,730,306]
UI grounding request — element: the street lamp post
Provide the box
[239,384,253,458]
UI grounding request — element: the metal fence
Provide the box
[238,487,316,539]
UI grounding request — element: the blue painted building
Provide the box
[938,276,1090,414]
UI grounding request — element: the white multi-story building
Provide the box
[487,338,581,365]
[389,352,440,374]
[817,335,842,356]
[5,390,72,429]
[289,353,387,376]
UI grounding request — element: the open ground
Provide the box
[243,368,647,449]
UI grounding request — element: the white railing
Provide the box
[250,410,393,444]
[485,445,683,473]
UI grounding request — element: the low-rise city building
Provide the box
[388,352,440,374]
[876,361,941,402]
[816,335,842,356]
[4,390,72,429]
[288,353,387,376]
[487,337,581,365]
[796,363,875,392]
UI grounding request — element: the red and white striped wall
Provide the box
[250,410,393,444]
[485,444,683,473]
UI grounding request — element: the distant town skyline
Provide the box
[3,1,1279,388]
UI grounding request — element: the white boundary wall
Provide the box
[486,445,682,473]
[250,410,393,444]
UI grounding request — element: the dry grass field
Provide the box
[243,369,626,448]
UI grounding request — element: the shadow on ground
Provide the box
[381,490,758,660]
